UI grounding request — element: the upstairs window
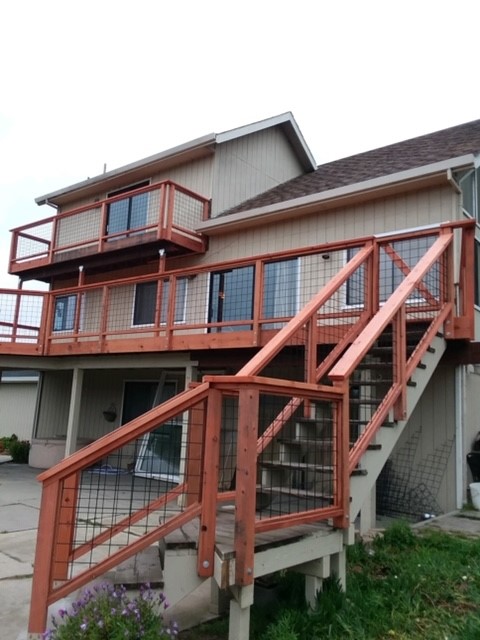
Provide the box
[107,181,149,237]
[457,167,480,219]
[263,258,299,324]
[208,266,254,332]
[53,295,77,331]
[133,278,187,326]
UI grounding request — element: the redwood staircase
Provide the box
[27,221,475,639]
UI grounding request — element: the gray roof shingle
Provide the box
[224,118,480,215]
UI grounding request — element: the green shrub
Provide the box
[8,438,30,463]
[0,433,18,453]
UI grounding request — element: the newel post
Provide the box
[28,480,61,636]
[333,381,350,530]
[197,388,222,577]
[234,386,259,586]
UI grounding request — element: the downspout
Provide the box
[455,365,466,509]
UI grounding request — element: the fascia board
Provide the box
[35,133,216,206]
[216,112,317,171]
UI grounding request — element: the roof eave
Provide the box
[216,112,317,171]
[35,133,217,206]
[197,154,475,235]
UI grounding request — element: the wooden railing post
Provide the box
[99,202,108,251]
[197,388,222,577]
[393,307,407,421]
[252,259,263,346]
[52,473,79,581]
[333,384,350,529]
[99,285,110,352]
[28,481,60,635]
[158,183,168,239]
[235,386,259,586]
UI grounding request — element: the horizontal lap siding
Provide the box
[188,185,460,268]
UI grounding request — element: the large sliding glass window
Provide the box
[263,258,299,326]
[209,266,254,332]
[53,295,77,331]
[107,181,149,237]
[133,278,187,326]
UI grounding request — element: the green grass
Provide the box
[179,521,480,639]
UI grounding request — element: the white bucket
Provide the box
[470,482,480,510]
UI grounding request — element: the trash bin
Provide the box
[470,483,480,510]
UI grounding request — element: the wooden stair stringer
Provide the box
[349,334,447,523]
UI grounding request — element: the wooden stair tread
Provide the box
[260,459,334,472]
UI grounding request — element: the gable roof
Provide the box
[222,118,480,215]
[35,112,316,207]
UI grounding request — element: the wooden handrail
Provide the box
[38,381,210,483]
[328,232,453,382]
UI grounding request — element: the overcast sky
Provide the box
[1,0,479,288]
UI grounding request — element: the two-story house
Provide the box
[3,113,480,639]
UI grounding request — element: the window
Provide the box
[346,237,439,306]
[263,259,299,326]
[133,278,187,326]
[53,295,76,331]
[457,168,480,219]
[107,181,149,237]
[208,266,254,332]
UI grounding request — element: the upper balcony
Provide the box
[9,181,210,281]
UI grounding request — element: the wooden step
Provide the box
[278,437,382,451]
[260,460,334,473]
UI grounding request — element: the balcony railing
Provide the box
[0,221,475,357]
[9,181,210,276]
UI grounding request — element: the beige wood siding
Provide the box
[185,185,461,269]
[211,128,304,216]
[0,381,38,440]
[57,156,214,216]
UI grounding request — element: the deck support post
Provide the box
[65,367,84,457]
[297,557,331,609]
[228,584,254,640]
[330,548,346,590]
[359,485,376,535]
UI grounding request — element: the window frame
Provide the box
[132,278,188,328]
[53,294,77,332]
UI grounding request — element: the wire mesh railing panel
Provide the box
[256,392,338,521]
[172,187,206,229]
[14,220,53,262]
[379,235,441,309]
[56,398,206,580]
[55,207,102,254]
[0,291,44,343]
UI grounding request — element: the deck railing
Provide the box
[28,220,474,635]
[9,180,209,274]
[2,222,473,357]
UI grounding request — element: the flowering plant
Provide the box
[43,583,178,639]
